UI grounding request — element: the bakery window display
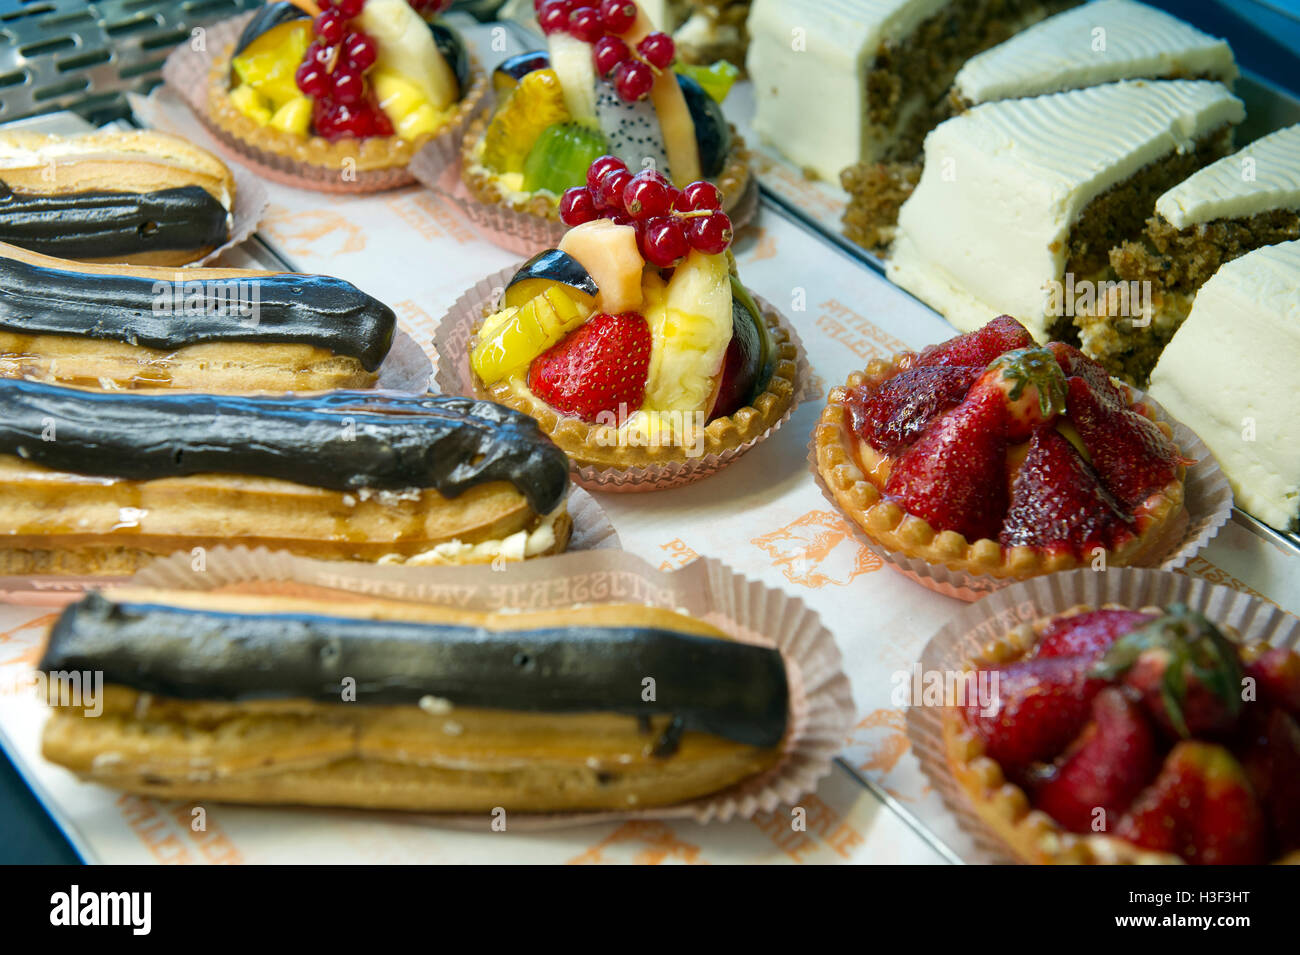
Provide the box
[887,80,1244,343]
[206,0,484,187]
[813,317,1194,584]
[843,0,1239,251]
[454,153,801,487]
[461,0,751,227]
[1148,238,1300,532]
[0,130,236,267]
[1088,123,1300,384]
[38,589,789,812]
[0,381,572,575]
[941,602,1300,864]
[0,242,396,393]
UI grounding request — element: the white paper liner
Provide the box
[161,12,487,194]
[122,548,854,828]
[409,115,759,256]
[809,390,1232,601]
[0,486,614,605]
[377,328,435,393]
[435,264,813,491]
[905,567,1300,864]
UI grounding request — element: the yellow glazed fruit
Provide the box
[471,285,591,385]
[482,69,570,174]
[229,84,272,125]
[230,21,310,111]
[269,96,312,136]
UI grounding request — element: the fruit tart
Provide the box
[814,316,1193,584]
[461,155,798,486]
[943,602,1300,864]
[207,0,484,187]
[461,0,751,226]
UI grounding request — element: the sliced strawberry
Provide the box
[1240,707,1300,855]
[1244,647,1300,716]
[913,315,1034,369]
[1035,609,1159,659]
[528,312,651,423]
[1116,741,1267,865]
[1066,376,1189,508]
[1048,341,1128,408]
[960,654,1107,773]
[1095,604,1245,739]
[1000,426,1133,559]
[884,388,1009,541]
[845,365,980,455]
[1033,687,1160,834]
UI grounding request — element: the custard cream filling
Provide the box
[378,500,566,565]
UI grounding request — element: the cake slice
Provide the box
[950,0,1236,110]
[1082,123,1300,383]
[844,0,1237,252]
[887,80,1244,342]
[746,0,1073,183]
[1147,239,1300,531]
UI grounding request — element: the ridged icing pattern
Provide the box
[954,0,1236,104]
[1157,123,1300,227]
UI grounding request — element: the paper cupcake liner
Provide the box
[808,392,1232,601]
[435,264,812,491]
[0,486,614,605]
[125,547,854,827]
[377,328,435,393]
[409,114,760,256]
[905,567,1300,864]
[162,12,488,194]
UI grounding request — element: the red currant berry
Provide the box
[592,35,630,76]
[675,180,722,213]
[559,186,599,226]
[689,212,733,254]
[332,65,364,105]
[314,8,346,45]
[335,0,364,17]
[586,155,628,192]
[305,41,331,67]
[610,212,634,226]
[594,167,633,212]
[640,216,690,268]
[343,32,377,69]
[613,59,654,101]
[537,0,572,33]
[637,31,675,69]
[621,169,672,220]
[295,61,330,97]
[568,5,604,43]
[598,0,637,33]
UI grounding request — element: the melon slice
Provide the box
[624,10,701,185]
[557,219,644,313]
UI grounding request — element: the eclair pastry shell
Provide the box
[40,593,782,812]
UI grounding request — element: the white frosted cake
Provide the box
[1084,123,1300,382]
[745,0,1071,182]
[1148,239,1300,530]
[887,79,1244,341]
[952,0,1236,108]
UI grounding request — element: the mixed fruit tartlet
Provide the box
[208,0,482,182]
[944,603,1300,864]
[462,0,750,223]
[814,316,1193,582]
[464,155,797,483]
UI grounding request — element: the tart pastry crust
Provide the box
[473,295,799,470]
[814,356,1189,579]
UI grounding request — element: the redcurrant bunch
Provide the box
[536,0,675,103]
[294,0,392,141]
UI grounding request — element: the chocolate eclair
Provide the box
[0,242,396,392]
[39,589,788,812]
[0,130,235,266]
[0,380,572,574]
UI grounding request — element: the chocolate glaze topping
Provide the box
[0,379,570,512]
[42,595,790,749]
[0,255,395,370]
[0,184,230,259]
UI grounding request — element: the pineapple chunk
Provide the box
[229,84,272,125]
[641,251,733,413]
[372,70,428,120]
[397,104,445,140]
[471,286,591,385]
[269,96,312,137]
[358,0,457,109]
[230,21,311,111]
[482,69,570,174]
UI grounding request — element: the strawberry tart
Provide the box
[943,602,1300,864]
[466,154,798,481]
[814,316,1191,581]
